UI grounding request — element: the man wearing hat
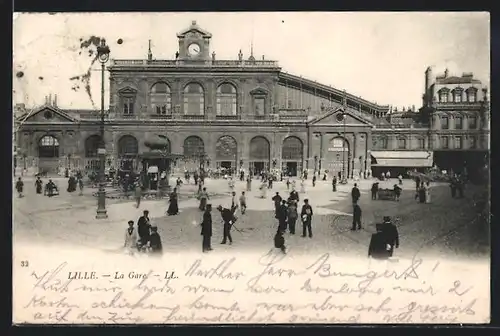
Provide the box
[137,210,151,246]
[201,204,213,252]
[381,216,399,257]
[217,205,234,245]
[300,199,314,238]
[368,224,391,260]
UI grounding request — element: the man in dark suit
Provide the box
[351,183,361,205]
[218,205,234,245]
[277,200,288,233]
[368,224,391,260]
[272,192,282,217]
[351,203,362,231]
[300,199,314,238]
[137,210,151,246]
[201,204,213,252]
[381,216,399,257]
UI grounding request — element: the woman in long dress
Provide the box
[425,181,431,203]
[246,175,252,191]
[260,182,267,198]
[198,187,209,211]
[300,179,306,193]
[167,187,179,215]
[124,220,138,255]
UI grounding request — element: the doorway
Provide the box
[286,162,298,177]
[251,161,266,175]
[218,161,234,176]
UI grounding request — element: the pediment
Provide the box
[308,107,373,127]
[17,105,78,123]
[249,87,269,96]
[177,21,212,38]
[118,86,138,95]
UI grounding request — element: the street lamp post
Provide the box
[96,39,111,219]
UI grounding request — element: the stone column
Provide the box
[351,132,357,178]
[318,132,324,173]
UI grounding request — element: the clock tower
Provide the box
[177,20,212,61]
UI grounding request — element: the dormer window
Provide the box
[466,88,477,103]
[452,88,463,103]
[438,89,449,103]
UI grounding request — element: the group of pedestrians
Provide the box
[123,210,163,256]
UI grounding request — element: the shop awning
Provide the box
[371,151,433,168]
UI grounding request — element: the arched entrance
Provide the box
[117,135,139,171]
[324,137,350,179]
[249,136,270,175]
[183,136,205,170]
[84,134,101,172]
[282,136,303,177]
[38,135,60,174]
[216,135,238,174]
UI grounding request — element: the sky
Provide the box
[13,12,490,111]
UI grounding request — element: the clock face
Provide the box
[188,43,201,56]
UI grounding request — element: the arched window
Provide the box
[38,135,59,158]
[452,89,463,103]
[466,88,477,103]
[183,83,205,115]
[117,135,139,157]
[282,136,303,161]
[216,83,237,116]
[438,89,449,103]
[151,82,172,115]
[216,136,237,161]
[183,136,205,158]
[249,136,270,160]
[85,135,101,158]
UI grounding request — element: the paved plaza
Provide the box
[13,176,489,260]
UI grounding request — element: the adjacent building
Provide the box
[15,21,490,180]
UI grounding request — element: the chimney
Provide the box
[425,66,433,91]
[54,94,58,107]
[49,93,52,106]
[45,96,49,105]
[444,68,449,78]
[262,55,265,60]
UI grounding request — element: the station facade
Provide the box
[15,21,490,179]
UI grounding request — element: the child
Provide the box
[239,191,247,215]
[274,230,286,254]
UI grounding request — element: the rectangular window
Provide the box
[255,98,265,115]
[441,136,449,149]
[441,116,449,129]
[397,138,406,149]
[468,91,476,102]
[470,137,477,149]
[439,92,448,103]
[123,98,134,115]
[418,138,425,149]
[381,137,388,149]
[469,117,477,129]
[454,137,462,149]
[454,92,462,103]
[455,117,463,129]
